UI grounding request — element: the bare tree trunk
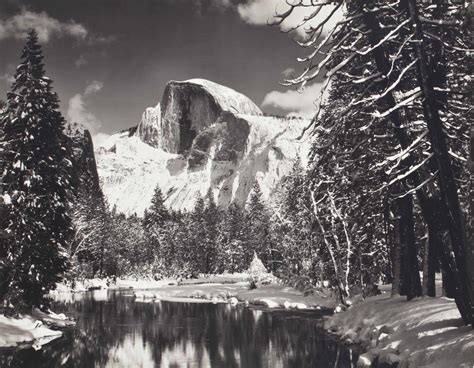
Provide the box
[427,224,437,297]
[399,195,422,300]
[470,91,474,328]
[311,191,348,305]
[422,230,429,297]
[407,0,473,324]
[391,219,402,297]
[468,0,474,330]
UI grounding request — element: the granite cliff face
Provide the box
[96,79,310,215]
[65,123,101,195]
[134,102,161,148]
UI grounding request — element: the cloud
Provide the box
[261,82,325,118]
[67,81,103,135]
[237,0,342,38]
[84,80,103,95]
[74,54,88,68]
[0,73,15,85]
[0,9,88,43]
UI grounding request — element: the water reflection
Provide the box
[0,291,357,367]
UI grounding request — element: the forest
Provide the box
[0,0,472,333]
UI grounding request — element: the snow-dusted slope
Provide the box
[96,79,310,216]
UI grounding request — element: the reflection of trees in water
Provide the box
[0,292,356,367]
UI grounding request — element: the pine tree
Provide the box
[203,188,219,273]
[190,193,207,274]
[0,30,72,311]
[218,203,249,272]
[247,181,272,270]
[143,186,170,231]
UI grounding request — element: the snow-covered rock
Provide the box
[0,314,64,349]
[134,291,160,299]
[83,278,108,290]
[258,299,280,308]
[357,352,376,368]
[96,79,310,215]
[283,301,308,309]
[134,102,161,148]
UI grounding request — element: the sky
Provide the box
[0,0,337,144]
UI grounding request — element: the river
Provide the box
[0,290,358,367]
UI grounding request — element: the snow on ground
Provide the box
[128,275,335,309]
[0,310,74,349]
[52,272,335,310]
[130,282,335,309]
[324,293,474,368]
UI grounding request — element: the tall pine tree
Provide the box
[143,186,170,231]
[0,30,72,311]
[247,181,272,270]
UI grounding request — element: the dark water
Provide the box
[0,290,357,367]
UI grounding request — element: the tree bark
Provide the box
[407,0,472,324]
[422,230,429,297]
[362,3,471,323]
[469,87,474,328]
[427,222,437,297]
[391,217,402,297]
[399,195,422,300]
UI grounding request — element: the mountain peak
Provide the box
[96,79,310,215]
[172,79,262,116]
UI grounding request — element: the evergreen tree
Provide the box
[143,186,170,230]
[274,157,315,276]
[247,181,272,269]
[203,188,219,273]
[0,30,72,310]
[143,185,170,265]
[190,193,207,274]
[218,203,248,272]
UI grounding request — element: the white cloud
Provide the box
[237,0,342,38]
[0,73,15,85]
[261,82,325,118]
[0,9,88,43]
[74,54,88,68]
[84,80,103,95]
[67,81,103,135]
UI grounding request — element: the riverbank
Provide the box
[51,273,337,310]
[0,310,75,349]
[324,293,474,368]
[132,281,336,309]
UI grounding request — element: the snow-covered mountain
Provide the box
[96,79,310,216]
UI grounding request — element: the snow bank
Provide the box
[324,294,474,368]
[0,313,68,349]
[129,280,335,310]
[52,274,335,310]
